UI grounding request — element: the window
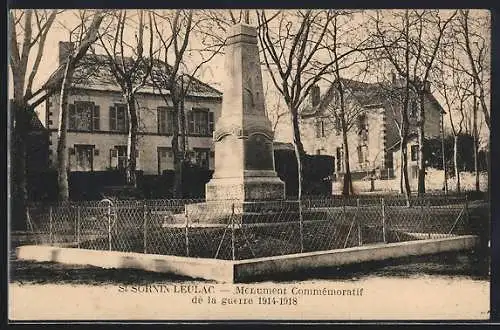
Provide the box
[187,108,214,136]
[74,144,94,171]
[315,119,326,138]
[157,107,174,135]
[110,145,128,170]
[69,101,100,131]
[357,144,368,167]
[157,147,173,174]
[191,148,210,169]
[411,144,419,161]
[357,114,368,142]
[409,99,418,119]
[385,150,394,170]
[336,147,343,172]
[110,104,128,132]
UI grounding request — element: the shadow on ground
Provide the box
[241,249,490,283]
[9,248,489,285]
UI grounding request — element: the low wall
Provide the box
[16,235,479,283]
[233,235,479,281]
[16,245,234,282]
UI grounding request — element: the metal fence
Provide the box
[25,195,472,261]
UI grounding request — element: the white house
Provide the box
[300,77,445,183]
[41,42,222,175]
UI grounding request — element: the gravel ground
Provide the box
[8,234,491,320]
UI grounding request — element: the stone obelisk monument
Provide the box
[205,23,285,201]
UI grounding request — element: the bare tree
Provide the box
[55,10,105,201]
[150,10,225,197]
[435,46,472,193]
[373,9,455,197]
[97,9,154,187]
[256,10,338,200]
[372,10,413,204]
[322,11,378,196]
[458,10,490,131]
[9,9,58,227]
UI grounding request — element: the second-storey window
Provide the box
[315,119,326,138]
[68,101,100,131]
[411,144,419,161]
[157,107,174,135]
[187,108,214,136]
[109,104,129,132]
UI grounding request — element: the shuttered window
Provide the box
[110,104,128,132]
[187,108,213,136]
[68,101,100,131]
[157,107,174,134]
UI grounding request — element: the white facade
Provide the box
[45,89,222,174]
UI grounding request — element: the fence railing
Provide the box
[25,196,472,261]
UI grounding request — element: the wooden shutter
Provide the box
[68,104,76,130]
[157,108,161,134]
[187,110,194,134]
[157,107,166,134]
[109,106,116,131]
[208,111,214,134]
[124,106,130,132]
[93,105,100,131]
[167,108,173,135]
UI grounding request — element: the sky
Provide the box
[8,9,491,146]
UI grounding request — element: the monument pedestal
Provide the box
[206,171,285,201]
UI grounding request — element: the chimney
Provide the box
[59,41,75,66]
[310,85,320,107]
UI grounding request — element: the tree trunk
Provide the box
[441,112,448,194]
[473,89,480,192]
[401,142,411,205]
[417,93,426,196]
[171,104,181,198]
[179,91,187,198]
[126,94,138,187]
[290,107,305,198]
[454,135,460,193]
[336,79,353,196]
[341,127,353,196]
[11,101,29,230]
[56,57,74,201]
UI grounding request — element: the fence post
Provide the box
[108,204,112,251]
[185,207,190,257]
[77,206,81,248]
[49,206,53,246]
[231,203,235,261]
[465,193,470,228]
[427,200,431,239]
[143,203,148,254]
[381,198,387,243]
[357,198,362,246]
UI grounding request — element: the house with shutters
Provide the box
[300,76,444,183]
[40,41,222,175]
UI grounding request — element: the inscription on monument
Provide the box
[244,134,274,170]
